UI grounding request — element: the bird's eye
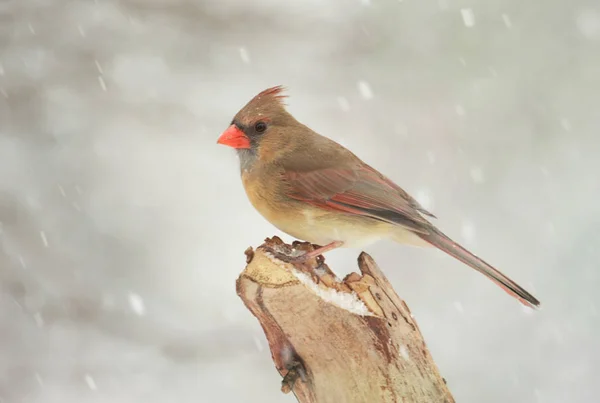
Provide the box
[254,121,267,133]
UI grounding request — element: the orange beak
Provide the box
[217,125,251,149]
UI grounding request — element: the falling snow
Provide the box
[33,312,44,327]
[461,8,475,27]
[57,184,67,197]
[98,76,107,91]
[39,231,48,247]
[460,221,476,245]
[522,305,535,315]
[337,96,350,111]
[546,221,557,237]
[94,60,104,74]
[455,104,466,116]
[253,335,264,352]
[469,167,485,184]
[238,47,251,64]
[560,117,572,131]
[415,189,434,210]
[357,80,373,99]
[84,374,97,391]
[576,10,600,39]
[128,293,145,316]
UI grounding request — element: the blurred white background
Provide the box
[1,0,598,402]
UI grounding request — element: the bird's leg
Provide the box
[293,241,343,262]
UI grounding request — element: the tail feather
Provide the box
[417,229,540,308]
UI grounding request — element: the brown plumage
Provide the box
[217,86,540,308]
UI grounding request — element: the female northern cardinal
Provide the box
[217,86,540,308]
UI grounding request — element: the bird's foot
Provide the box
[262,246,312,264]
[263,241,343,265]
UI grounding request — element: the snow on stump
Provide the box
[236,236,455,403]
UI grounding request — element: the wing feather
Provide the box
[284,165,435,234]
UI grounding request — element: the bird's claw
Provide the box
[262,246,311,264]
[262,246,320,278]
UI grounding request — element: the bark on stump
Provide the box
[236,236,455,403]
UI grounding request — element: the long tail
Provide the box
[416,228,540,308]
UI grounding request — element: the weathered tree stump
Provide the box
[236,236,454,403]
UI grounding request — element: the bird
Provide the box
[216,86,540,309]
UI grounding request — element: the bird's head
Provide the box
[217,85,294,152]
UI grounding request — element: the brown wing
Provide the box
[284,164,435,234]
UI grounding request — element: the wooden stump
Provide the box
[236,236,454,403]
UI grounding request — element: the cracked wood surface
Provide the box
[236,236,455,403]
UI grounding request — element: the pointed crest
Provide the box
[233,85,292,127]
[251,85,288,106]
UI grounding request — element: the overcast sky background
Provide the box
[1,0,599,402]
